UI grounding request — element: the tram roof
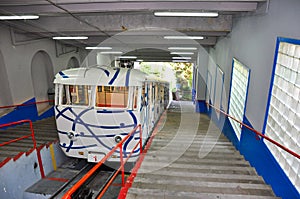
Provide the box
[54,66,148,86]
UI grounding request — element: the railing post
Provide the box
[28,120,37,149]
[119,144,125,187]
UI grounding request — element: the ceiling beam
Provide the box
[0,1,258,15]
[3,14,231,34]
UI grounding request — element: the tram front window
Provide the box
[61,85,90,106]
[96,86,128,108]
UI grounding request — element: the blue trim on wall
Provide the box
[195,100,207,113]
[0,98,54,125]
[207,107,300,199]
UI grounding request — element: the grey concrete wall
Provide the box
[208,0,300,131]
[0,24,82,106]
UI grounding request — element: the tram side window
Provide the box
[133,86,139,110]
[61,85,90,106]
[142,86,146,106]
[96,86,128,108]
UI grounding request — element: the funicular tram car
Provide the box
[53,66,169,162]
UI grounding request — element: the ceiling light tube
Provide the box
[0,15,39,20]
[170,52,194,55]
[172,56,191,60]
[164,36,204,40]
[85,46,112,50]
[154,12,218,17]
[53,36,88,40]
[168,47,197,50]
[119,56,137,59]
[100,51,123,54]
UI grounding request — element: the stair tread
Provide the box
[127,188,279,199]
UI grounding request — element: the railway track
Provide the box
[26,158,122,199]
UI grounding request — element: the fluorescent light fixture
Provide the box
[53,36,88,40]
[172,60,188,63]
[100,51,123,54]
[154,12,218,17]
[119,56,137,59]
[85,46,112,50]
[172,56,191,60]
[0,15,39,20]
[136,59,144,62]
[168,47,197,50]
[164,36,204,40]
[170,52,194,55]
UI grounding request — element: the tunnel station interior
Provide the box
[0,0,299,199]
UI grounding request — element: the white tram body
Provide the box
[53,66,169,162]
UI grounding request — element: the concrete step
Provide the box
[0,137,50,145]
[150,144,237,153]
[144,151,246,163]
[152,138,233,145]
[0,129,58,136]
[0,117,58,165]
[153,135,229,141]
[126,101,277,198]
[135,169,264,182]
[0,145,33,153]
[139,162,258,176]
[0,133,57,141]
[143,156,251,167]
[127,188,280,199]
[0,150,23,157]
[131,172,265,184]
[131,177,275,196]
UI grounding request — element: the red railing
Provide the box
[0,120,45,177]
[62,124,143,199]
[118,110,167,198]
[0,100,54,110]
[206,103,300,159]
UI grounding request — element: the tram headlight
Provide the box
[67,132,76,140]
[114,135,126,143]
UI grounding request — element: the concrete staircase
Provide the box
[126,101,279,199]
[0,117,58,164]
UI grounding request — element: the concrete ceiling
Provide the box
[0,0,268,62]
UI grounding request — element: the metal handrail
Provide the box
[0,119,45,177]
[0,100,54,109]
[118,111,166,198]
[206,103,300,159]
[62,124,143,199]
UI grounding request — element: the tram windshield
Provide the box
[96,86,128,108]
[61,85,91,106]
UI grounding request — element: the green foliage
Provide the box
[139,62,194,100]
